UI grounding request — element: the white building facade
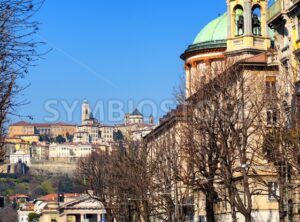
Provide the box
[49,143,92,161]
[9,150,31,166]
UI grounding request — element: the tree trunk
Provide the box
[279,197,286,222]
[205,192,215,222]
[106,209,114,222]
[244,214,252,222]
[278,174,286,222]
[228,187,237,222]
[168,207,173,222]
[231,206,237,222]
[141,202,150,222]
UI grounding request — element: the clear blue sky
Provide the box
[15,0,226,124]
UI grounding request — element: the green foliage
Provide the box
[31,186,47,198]
[0,179,17,195]
[28,213,40,222]
[6,188,14,196]
[0,174,84,198]
[55,135,66,143]
[113,130,124,141]
[15,183,28,194]
[40,180,55,194]
[39,134,50,142]
[58,175,73,193]
[66,133,74,142]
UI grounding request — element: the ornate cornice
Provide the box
[180,40,227,60]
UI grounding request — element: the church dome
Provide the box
[193,13,227,45]
[182,13,228,57]
[131,108,143,116]
[181,12,274,58]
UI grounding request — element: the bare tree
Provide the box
[260,59,300,222]
[180,57,277,222]
[215,63,264,222]
[0,206,18,222]
[77,151,116,222]
[0,0,44,160]
[181,84,221,222]
[145,108,193,222]
[77,140,157,222]
[113,140,155,222]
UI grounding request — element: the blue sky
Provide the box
[15,0,226,124]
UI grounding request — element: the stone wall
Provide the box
[29,161,77,176]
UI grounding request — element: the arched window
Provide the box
[234,5,244,36]
[252,5,261,36]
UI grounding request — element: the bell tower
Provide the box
[226,0,270,56]
[81,99,90,125]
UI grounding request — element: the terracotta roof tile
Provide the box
[8,194,29,201]
[10,121,77,128]
[52,122,77,126]
[22,203,35,211]
[242,52,267,64]
[38,193,80,202]
[34,123,51,127]
[10,121,32,126]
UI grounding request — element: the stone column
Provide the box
[260,2,267,37]
[80,214,85,222]
[227,1,232,38]
[185,64,191,98]
[61,215,68,222]
[190,62,198,95]
[97,214,101,222]
[244,0,252,36]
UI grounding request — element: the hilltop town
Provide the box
[3,100,155,175]
[3,0,300,222]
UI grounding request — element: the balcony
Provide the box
[267,0,284,23]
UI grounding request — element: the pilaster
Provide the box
[185,64,192,98]
[244,0,252,36]
[227,2,232,38]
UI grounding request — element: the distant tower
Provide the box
[149,114,154,124]
[124,113,130,125]
[82,99,90,125]
[226,0,270,56]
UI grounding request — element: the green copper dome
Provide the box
[182,13,228,55]
[182,12,275,57]
[193,13,227,44]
